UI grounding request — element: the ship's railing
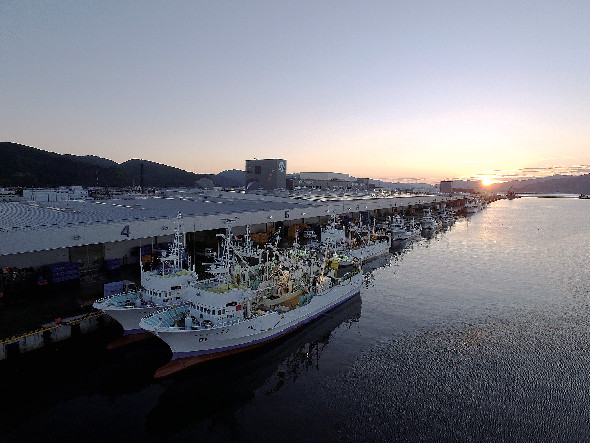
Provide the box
[94,290,142,307]
[156,268,194,277]
[183,315,242,331]
[213,318,241,329]
[141,304,190,329]
[191,278,250,293]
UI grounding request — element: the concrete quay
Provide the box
[0,312,111,361]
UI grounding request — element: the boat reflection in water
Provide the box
[363,252,393,274]
[145,294,362,438]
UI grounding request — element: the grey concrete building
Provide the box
[288,172,373,191]
[439,181,453,194]
[245,159,287,191]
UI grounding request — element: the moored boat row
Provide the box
[93,200,483,376]
[94,214,364,376]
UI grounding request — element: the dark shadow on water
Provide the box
[0,295,363,440]
[0,321,171,437]
[145,294,362,440]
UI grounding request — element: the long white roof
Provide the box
[0,194,316,232]
[0,191,452,255]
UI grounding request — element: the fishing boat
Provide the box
[405,218,422,240]
[302,226,317,240]
[93,213,198,338]
[438,206,455,228]
[507,188,519,200]
[463,200,479,214]
[420,207,439,230]
[388,215,411,245]
[140,243,362,377]
[321,216,390,264]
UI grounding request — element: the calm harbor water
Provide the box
[2,196,590,441]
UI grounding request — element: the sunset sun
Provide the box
[480,176,496,187]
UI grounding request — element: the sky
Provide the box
[2,1,590,184]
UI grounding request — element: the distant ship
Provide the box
[506,188,520,200]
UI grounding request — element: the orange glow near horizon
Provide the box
[480,176,497,186]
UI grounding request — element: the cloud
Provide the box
[374,164,590,185]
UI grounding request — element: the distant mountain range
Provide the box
[0,142,245,188]
[3,142,588,194]
[369,179,436,192]
[489,174,590,194]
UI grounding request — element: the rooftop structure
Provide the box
[299,172,353,182]
[288,172,372,191]
[22,186,88,202]
[245,159,287,191]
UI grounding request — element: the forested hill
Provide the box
[0,142,129,187]
[119,159,214,188]
[0,142,243,188]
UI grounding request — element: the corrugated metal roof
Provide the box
[0,194,321,232]
[0,191,454,256]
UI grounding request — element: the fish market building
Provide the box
[0,189,460,272]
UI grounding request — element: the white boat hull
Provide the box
[349,240,390,264]
[94,290,189,335]
[101,306,160,335]
[390,230,411,243]
[150,273,362,360]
